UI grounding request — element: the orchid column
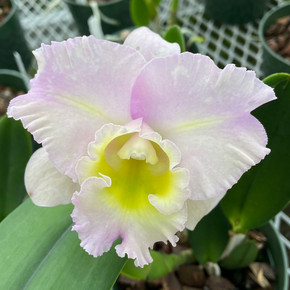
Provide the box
[8,27,276,267]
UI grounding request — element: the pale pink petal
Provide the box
[25,148,79,206]
[8,36,146,181]
[124,27,180,62]
[185,196,224,230]
[131,53,276,199]
[72,177,187,267]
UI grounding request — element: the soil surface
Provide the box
[117,234,276,290]
[0,0,11,23]
[265,15,290,62]
[0,85,25,116]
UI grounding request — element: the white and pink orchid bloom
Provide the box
[8,27,276,267]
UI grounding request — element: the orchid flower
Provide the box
[8,27,276,267]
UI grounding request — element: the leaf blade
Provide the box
[0,199,126,290]
[163,25,185,52]
[130,0,149,26]
[187,205,231,264]
[0,115,32,221]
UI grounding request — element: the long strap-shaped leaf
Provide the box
[0,198,126,290]
[0,116,32,221]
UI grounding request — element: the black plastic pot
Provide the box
[64,0,133,36]
[0,0,32,71]
[259,3,290,77]
[204,0,267,24]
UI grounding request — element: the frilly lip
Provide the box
[71,119,191,267]
[71,175,188,267]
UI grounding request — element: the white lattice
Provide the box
[15,0,78,50]
[161,0,286,77]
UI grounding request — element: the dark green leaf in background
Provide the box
[219,239,258,270]
[221,73,290,232]
[0,115,32,221]
[121,248,194,281]
[163,25,185,52]
[130,0,150,26]
[144,0,159,21]
[0,199,126,290]
[187,205,231,265]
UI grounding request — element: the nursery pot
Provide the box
[258,222,288,290]
[64,0,133,36]
[259,2,290,77]
[204,0,267,24]
[0,0,32,71]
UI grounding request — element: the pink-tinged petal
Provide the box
[185,196,224,230]
[124,27,180,62]
[131,53,276,199]
[8,36,146,180]
[25,148,79,206]
[72,177,187,267]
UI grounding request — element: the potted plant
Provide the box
[204,0,268,24]
[259,2,290,77]
[0,28,288,289]
[0,0,32,71]
[64,0,133,35]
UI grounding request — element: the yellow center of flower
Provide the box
[82,133,174,210]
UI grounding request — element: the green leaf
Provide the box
[220,239,258,270]
[130,0,149,26]
[0,115,32,221]
[144,0,159,20]
[121,249,194,281]
[221,73,290,232]
[163,25,185,52]
[0,199,126,290]
[187,205,231,264]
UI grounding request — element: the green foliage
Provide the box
[221,73,290,233]
[188,205,231,264]
[130,0,160,26]
[122,248,194,281]
[220,239,258,270]
[130,0,150,26]
[0,115,32,221]
[0,199,126,290]
[163,25,185,52]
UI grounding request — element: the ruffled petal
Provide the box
[131,53,276,199]
[25,148,79,206]
[71,177,187,267]
[185,196,223,230]
[124,27,180,62]
[8,36,146,180]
